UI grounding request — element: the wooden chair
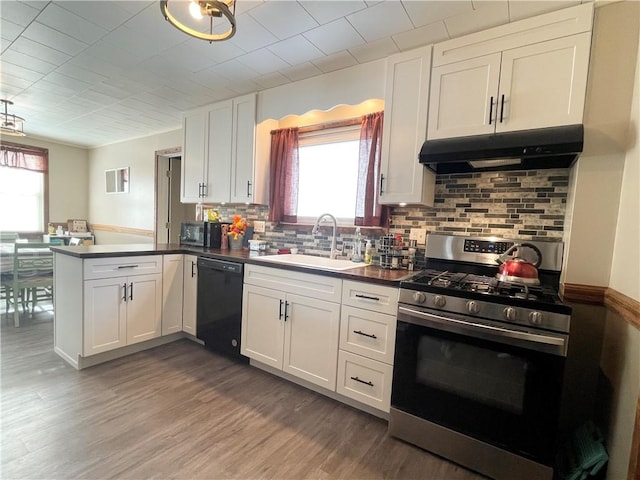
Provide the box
[0,242,53,327]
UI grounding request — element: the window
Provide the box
[0,142,48,233]
[296,125,360,223]
[269,111,387,227]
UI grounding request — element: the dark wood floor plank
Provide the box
[1,309,486,480]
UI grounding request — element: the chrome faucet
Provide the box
[312,213,339,259]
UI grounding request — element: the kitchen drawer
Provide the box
[244,264,342,303]
[341,280,398,315]
[83,255,163,280]
[339,305,396,364]
[336,350,393,412]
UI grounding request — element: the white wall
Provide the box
[602,12,640,479]
[562,1,639,287]
[0,134,89,226]
[88,129,181,244]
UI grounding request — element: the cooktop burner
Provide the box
[407,269,561,304]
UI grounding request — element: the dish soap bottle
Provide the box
[364,240,373,265]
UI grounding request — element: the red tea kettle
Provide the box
[495,243,543,285]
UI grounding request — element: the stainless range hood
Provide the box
[419,124,584,174]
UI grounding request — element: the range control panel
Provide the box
[464,239,514,254]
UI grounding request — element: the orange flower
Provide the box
[229,215,247,240]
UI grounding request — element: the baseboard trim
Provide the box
[561,283,607,304]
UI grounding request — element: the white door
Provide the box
[427,53,501,140]
[162,255,183,336]
[126,274,162,345]
[379,47,435,206]
[496,32,591,133]
[205,100,233,203]
[283,293,340,391]
[182,255,198,336]
[241,284,284,369]
[181,111,206,203]
[83,278,127,356]
[230,93,257,203]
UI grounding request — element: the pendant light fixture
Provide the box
[160,0,236,42]
[0,99,26,137]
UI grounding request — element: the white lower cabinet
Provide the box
[77,255,163,357]
[162,254,184,336]
[84,272,162,356]
[242,265,342,391]
[337,280,398,412]
[182,254,198,336]
[337,350,393,412]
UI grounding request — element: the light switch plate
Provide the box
[254,220,266,233]
[409,228,427,244]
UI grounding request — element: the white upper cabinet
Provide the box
[181,110,207,203]
[428,53,502,139]
[230,93,259,203]
[207,100,233,203]
[181,93,266,204]
[428,3,593,140]
[495,33,591,133]
[379,46,435,206]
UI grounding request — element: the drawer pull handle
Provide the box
[353,330,377,339]
[116,265,139,269]
[355,294,380,301]
[350,376,374,387]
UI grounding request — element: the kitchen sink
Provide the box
[256,254,367,271]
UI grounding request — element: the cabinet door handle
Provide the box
[122,283,127,302]
[379,174,384,195]
[489,96,494,125]
[202,183,207,198]
[353,330,377,339]
[284,301,289,322]
[191,261,196,278]
[129,282,134,301]
[117,265,139,269]
[198,183,202,197]
[500,94,505,123]
[350,376,374,387]
[246,180,252,197]
[279,299,284,320]
[355,294,380,301]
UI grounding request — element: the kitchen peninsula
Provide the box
[51,244,411,416]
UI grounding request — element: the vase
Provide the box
[229,234,243,250]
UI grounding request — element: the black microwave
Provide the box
[180,222,206,246]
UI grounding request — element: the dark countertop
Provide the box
[50,243,416,286]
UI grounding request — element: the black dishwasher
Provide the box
[196,257,247,362]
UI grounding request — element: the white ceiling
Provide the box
[0,0,591,149]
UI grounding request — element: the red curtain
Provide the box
[0,141,48,173]
[268,128,299,223]
[355,111,389,227]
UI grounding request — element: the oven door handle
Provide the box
[397,306,567,356]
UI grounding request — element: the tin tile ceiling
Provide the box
[0,0,589,148]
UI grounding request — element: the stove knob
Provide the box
[467,301,480,315]
[529,311,544,325]
[504,307,519,321]
[412,292,427,304]
[433,295,446,308]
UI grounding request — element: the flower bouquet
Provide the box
[229,215,247,246]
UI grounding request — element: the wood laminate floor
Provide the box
[1,308,486,480]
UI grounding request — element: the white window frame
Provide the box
[296,124,361,226]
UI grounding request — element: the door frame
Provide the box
[154,147,182,244]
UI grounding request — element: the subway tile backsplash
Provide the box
[204,168,568,255]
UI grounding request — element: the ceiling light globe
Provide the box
[189,1,203,20]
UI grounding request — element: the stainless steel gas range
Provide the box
[389,234,572,480]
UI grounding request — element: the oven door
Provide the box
[392,304,567,465]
